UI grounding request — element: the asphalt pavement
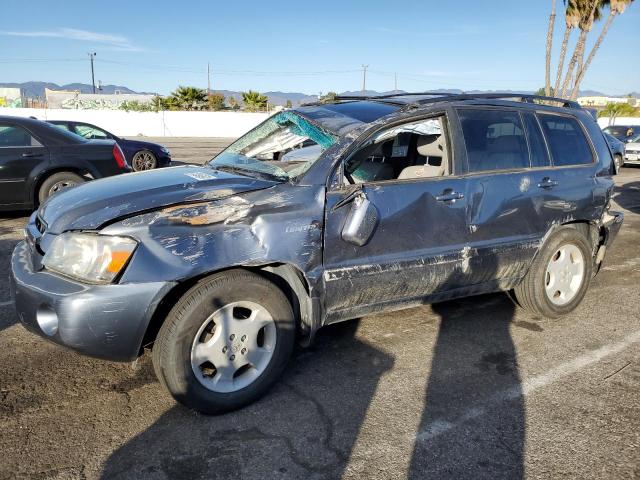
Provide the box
[0,160,638,480]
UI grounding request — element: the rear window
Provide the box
[458,109,529,172]
[537,114,593,166]
[0,124,41,147]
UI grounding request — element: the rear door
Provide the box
[0,123,49,205]
[456,107,549,287]
[535,112,599,227]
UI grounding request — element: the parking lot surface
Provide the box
[0,158,638,479]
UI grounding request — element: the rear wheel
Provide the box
[132,150,157,171]
[514,226,593,318]
[152,270,295,414]
[38,171,84,203]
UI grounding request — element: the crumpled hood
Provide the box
[39,165,277,233]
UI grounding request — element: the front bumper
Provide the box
[623,152,640,165]
[10,241,175,361]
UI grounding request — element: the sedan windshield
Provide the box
[209,111,338,181]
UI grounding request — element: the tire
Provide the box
[514,226,593,319]
[131,150,157,171]
[38,171,84,203]
[614,154,624,172]
[152,269,295,414]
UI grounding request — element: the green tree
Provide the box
[535,86,556,96]
[554,0,581,95]
[241,90,268,112]
[208,93,226,111]
[170,86,208,110]
[599,102,636,125]
[285,99,293,108]
[559,0,604,99]
[570,0,634,98]
[319,91,338,104]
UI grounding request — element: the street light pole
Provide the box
[88,52,97,94]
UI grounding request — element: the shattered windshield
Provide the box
[209,111,338,181]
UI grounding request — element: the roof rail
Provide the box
[407,92,582,109]
[320,92,581,109]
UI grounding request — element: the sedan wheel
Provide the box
[132,150,157,171]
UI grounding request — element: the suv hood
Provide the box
[39,165,277,233]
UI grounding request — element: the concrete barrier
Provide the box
[597,117,640,128]
[0,107,269,138]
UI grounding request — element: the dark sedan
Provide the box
[0,115,131,210]
[47,120,171,171]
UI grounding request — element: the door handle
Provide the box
[436,191,464,202]
[537,177,558,189]
[22,152,43,158]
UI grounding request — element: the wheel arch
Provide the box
[140,262,317,357]
[32,167,93,206]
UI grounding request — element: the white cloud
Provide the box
[0,27,143,52]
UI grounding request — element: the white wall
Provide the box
[597,117,640,128]
[0,108,270,138]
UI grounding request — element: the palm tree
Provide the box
[241,90,268,112]
[545,0,557,96]
[559,0,602,98]
[170,86,208,110]
[570,0,634,99]
[554,0,581,95]
[599,101,636,125]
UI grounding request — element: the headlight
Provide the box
[43,233,137,284]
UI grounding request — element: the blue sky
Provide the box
[1,0,638,95]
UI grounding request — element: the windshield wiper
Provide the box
[213,165,287,182]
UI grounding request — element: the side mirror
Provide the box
[341,190,379,246]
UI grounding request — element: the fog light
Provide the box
[36,306,58,336]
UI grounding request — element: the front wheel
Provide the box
[614,154,624,173]
[514,226,593,318]
[152,270,295,414]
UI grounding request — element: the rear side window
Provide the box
[522,112,550,168]
[0,124,41,147]
[537,114,593,166]
[458,109,529,173]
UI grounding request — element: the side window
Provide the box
[75,124,109,140]
[522,112,550,168]
[52,123,71,132]
[344,116,449,184]
[537,114,593,166]
[458,109,529,172]
[0,124,41,147]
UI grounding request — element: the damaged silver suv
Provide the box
[11,93,623,414]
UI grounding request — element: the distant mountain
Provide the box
[0,81,154,98]
[2,81,634,106]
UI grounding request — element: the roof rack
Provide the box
[326,92,581,110]
[409,93,581,109]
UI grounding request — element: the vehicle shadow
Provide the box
[100,319,395,479]
[101,303,526,477]
[613,180,640,215]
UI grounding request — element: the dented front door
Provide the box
[322,178,470,322]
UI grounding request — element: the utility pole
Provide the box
[207,62,211,97]
[394,72,398,91]
[361,64,369,94]
[88,52,97,94]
